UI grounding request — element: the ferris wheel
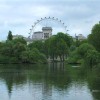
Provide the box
[28,17,68,39]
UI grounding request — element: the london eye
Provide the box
[28,17,68,39]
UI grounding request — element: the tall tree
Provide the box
[7,31,13,41]
[45,32,72,61]
[88,22,100,52]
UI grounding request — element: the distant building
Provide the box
[32,27,52,40]
[32,31,43,40]
[11,27,52,44]
[42,27,52,39]
[77,34,86,41]
[74,34,86,41]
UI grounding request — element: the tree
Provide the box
[7,31,13,41]
[44,32,72,61]
[46,36,57,61]
[28,40,44,53]
[20,48,47,63]
[77,43,95,58]
[86,50,100,66]
[44,39,50,58]
[0,41,14,57]
[56,32,73,47]
[13,37,27,45]
[13,42,26,59]
[88,22,100,52]
[56,39,68,61]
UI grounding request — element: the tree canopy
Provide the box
[44,32,72,61]
[7,31,13,41]
[88,23,100,52]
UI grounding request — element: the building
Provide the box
[12,27,53,44]
[74,34,86,41]
[32,31,43,40]
[32,27,52,40]
[77,34,86,41]
[42,27,52,40]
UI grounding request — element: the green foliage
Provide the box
[7,31,13,41]
[80,39,88,45]
[88,23,100,52]
[28,40,44,53]
[48,36,58,60]
[0,31,73,63]
[74,40,81,47]
[74,39,88,47]
[0,41,14,56]
[77,43,95,58]
[72,43,100,66]
[38,53,47,63]
[70,45,76,51]
[13,42,27,58]
[56,32,73,47]
[20,48,47,63]
[0,37,47,64]
[9,57,19,63]
[0,55,10,63]
[44,39,50,58]
[13,37,27,45]
[85,50,100,66]
[66,48,82,64]
[45,32,72,61]
[56,38,68,61]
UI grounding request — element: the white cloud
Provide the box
[0,0,100,41]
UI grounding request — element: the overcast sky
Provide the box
[0,0,100,41]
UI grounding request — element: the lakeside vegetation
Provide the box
[0,22,100,66]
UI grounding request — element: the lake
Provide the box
[0,63,100,100]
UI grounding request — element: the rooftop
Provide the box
[42,27,52,30]
[34,31,43,34]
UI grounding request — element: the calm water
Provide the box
[0,63,100,100]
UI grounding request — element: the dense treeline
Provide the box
[0,31,47,64]
[67,22,100,67]
[0,32,73,64]
[28,32,73,62]
[0,22,100,66]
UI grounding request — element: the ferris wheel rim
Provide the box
[29,17,68,38]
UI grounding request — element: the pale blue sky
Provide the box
[0,0,100,41]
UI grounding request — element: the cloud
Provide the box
[0,0,100,41]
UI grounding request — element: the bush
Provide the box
[77,43,95,58]
[0,55,10,63]
[85,50,100,66]
[66,49,81,64]
[20,48,47,64]
[38,53,47,63]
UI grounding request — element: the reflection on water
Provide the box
[0,63,100,100]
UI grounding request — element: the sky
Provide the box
[0,0,100,41]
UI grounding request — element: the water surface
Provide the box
[0,63,100,100]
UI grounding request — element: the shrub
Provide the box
[85,50,100,66]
